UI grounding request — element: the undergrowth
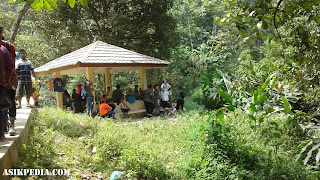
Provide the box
[11,108,313,179]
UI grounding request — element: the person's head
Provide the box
[19,49,27,60]
[162,79,166,84]
[100,98,107,104]
[122,99,126,103]
[148,84,152,89]
[107,87,111,91]
[154,85,159,90]
[177,86,181,90]
[116,84,120,89]
[135,85,138,89]
[103,94,106,98]
[72,89,76,93]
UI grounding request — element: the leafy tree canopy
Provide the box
[9,0,88,11]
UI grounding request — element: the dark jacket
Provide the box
[112,89,123,104]
[143,88,153,103]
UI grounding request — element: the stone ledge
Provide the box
[0,98,35,179]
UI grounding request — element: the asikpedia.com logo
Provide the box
[3,169,70,176]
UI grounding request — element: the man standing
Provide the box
[84,79,94,117]
[143,84,154,117]
[16,49,37,109]
[177,86,185,111]
[0,24,17,136]
[112,84,123,105]
[160,80,171,108]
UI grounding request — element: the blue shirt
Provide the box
[15,59,34,85]
[53,78,64,92]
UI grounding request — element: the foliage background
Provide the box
[2,0,320,178]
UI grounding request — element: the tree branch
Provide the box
[274,0,283,40]
[10,1,31,43]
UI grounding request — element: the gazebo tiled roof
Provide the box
[35,41,170,75]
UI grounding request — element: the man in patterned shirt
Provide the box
[15,49,37,108]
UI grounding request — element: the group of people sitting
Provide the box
[142,80,185,117]
[61,82,132,118]
[61,79,185,119]
[98,98,130,119]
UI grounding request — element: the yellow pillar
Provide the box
[139,67,147,90]
[54,71,63,109]
[104,68,112,96]
[86,67,95,97]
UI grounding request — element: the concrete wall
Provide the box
[0,108,35,179]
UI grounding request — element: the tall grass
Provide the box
[12,108,313,179]
[12,108,207,179]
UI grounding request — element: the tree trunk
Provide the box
[10,2,31,43]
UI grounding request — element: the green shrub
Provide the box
[184,88,205,110]
[197,109,314,180]
[12,108,313,179]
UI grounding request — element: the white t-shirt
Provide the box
[161,83,171,101]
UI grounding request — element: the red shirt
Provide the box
[0,41,16,89]
[0,41,16,60]
[77,83,82,95]
[0,45,16,89]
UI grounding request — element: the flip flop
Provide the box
[16,106,21,109]
[26,105,35,108]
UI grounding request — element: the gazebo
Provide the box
[35,41,170,109]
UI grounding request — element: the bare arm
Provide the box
[32,70,37,80]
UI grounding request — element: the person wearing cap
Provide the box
[99,98,115,118]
